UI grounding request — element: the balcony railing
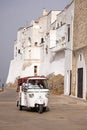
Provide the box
[50,41,66,52]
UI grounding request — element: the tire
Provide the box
[17,101,19,107]
[43,107,46,112]
[38,105,43,113]
[19,105,23,110]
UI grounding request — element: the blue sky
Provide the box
[0,0,72,85]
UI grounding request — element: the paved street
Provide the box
[0,88,87,130]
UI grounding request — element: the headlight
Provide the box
[29,93,34,98]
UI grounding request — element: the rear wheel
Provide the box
[19,105,23,110]
[38,105,43,113]
[43,107,46,112]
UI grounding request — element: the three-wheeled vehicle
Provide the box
[16,76,49,113]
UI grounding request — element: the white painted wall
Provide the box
[64,2,74,95]
[6,60,23,83]
[6,9,48,83]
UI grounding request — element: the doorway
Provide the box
[77,68,83,98]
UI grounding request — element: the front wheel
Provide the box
[38,105,43,113]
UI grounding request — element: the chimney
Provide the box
[42,8,48,16]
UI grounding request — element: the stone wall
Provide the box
[47,73,64,95]
[72,0,87,96]
[73,0,87,50]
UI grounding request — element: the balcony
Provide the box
[50,24,66,52]
[50,41,66,52]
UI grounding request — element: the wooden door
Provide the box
[77,68,83,98]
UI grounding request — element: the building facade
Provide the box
[72,0,87,99]
[7,2,73,86]
[64,0,87,100]
[6,0,87,101]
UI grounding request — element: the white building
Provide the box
[63,2,74,96]
[7,20,41,83]
[7,1,74,89]
[40,10,61,75]
[39,2,74,97]
[40,1,74,85]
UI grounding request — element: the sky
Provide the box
[0,0,72,85]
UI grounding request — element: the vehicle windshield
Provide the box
[27,79,48,89]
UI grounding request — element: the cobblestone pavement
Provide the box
[0,88,87,130]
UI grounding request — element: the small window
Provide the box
[80,54,82,61]
[35,42,38,46]
[41,38,44,43]
[18,49,20,54]
[34,66,37,75]
[68,24,70,42]
[60,21,62,26]
[28,37,31,43]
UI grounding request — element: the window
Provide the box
[60,21,62,26]
[35,42,38,46]
[18,49,20,54]
[68,24,70,42]
[80,54,82,61]
[28,37,31,43]
[34,66,37,75]
[41,38,44,43]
